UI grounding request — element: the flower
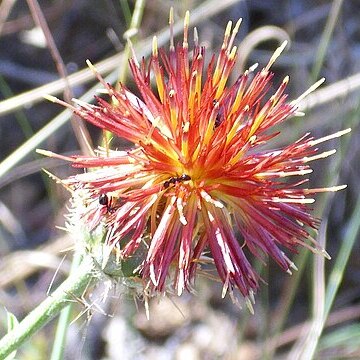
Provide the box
[45,10,349,309]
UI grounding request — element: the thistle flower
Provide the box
[45,11,349,308]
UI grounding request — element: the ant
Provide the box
[98,193,117,213]
[164,174,191,189]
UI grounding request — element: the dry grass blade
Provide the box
[237,25,290,72]
[0,0,242,116]
[0,0,16,36]
[26,0,93,155]
[298,72,360,112]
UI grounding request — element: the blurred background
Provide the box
[0,0,359,359]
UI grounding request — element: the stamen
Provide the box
[127,38,139,67]
[271,197,315,204]
[264,40,288,72]
[152,36,158,57]
[95,88,109,94]
[36,149,75,162]
[43,94,60,103]
[257,169,313,177]
[301,244,331,259]
[227,18,242,52]
[72,98,94,111]
[303,149,336,162]
[43,94,76,112]
[308,128,351,146]
[223,21,232,49]
[320,249,331,260]
[228,45,237,60]
[291,78,325,106]
[248,63,259,72]
[86,60,110,89]
[193,27,199,47]
[294,111,305,117]
[304,185,347,194]
[281,251,299,272]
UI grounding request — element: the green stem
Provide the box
[119,0,132,28]
[50,252,83,360]
[0,257,97,359]
[116,0,146,86]
[324,193,360,319]
[310,0,344,83]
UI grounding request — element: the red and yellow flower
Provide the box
[46,11,349,308]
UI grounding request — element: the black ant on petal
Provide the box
[98,193,117,213]
[99,193,109,206]
[164,174,191,189]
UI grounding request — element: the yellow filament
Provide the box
[214,47,237,99]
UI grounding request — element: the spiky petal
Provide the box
[51,12,348,301]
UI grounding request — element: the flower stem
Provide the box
[0,256,97,359]
[50,252,83,360]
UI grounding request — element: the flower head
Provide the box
[46,11,349,307]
